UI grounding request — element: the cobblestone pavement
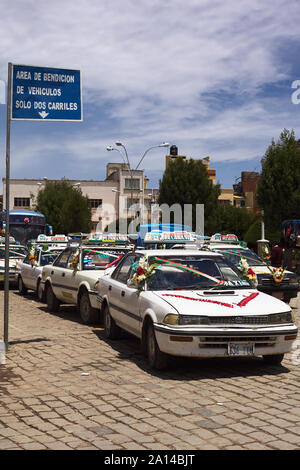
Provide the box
[0,288,300,451]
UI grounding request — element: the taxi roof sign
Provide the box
[144,231,195,243]
[88,233,130,243]
[210,233,239,243]
[37,234,70,243]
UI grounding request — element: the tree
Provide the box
[34,179,92,234]
[212,204,254,240]
[256,129,300,231]
[158,158,221,233]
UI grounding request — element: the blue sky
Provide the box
[1,0,300,189]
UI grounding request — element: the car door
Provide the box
[49,248,74,301]
[108,253,142,337]
[58,247,81,304]
[19,254,33,289]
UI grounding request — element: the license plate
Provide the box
[228,343,254,356]
[272,292,283,299]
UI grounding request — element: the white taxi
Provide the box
[41,234,134,324]
[205,234,300,304]
[0,238,27,284]
[17,246,65,301]
[97,249,298,370]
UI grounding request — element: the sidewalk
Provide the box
[0,289,300,450]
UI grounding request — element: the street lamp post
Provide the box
[107,142,169,224]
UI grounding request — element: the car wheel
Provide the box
[18,275,27,295]
[103,304,121,339]
[79,291,99,324]
[262,353,284,365]
[37,279,45,302]
[46,284,60,313]
[146,322,167,370]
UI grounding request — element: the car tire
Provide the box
[37,279,45,302]
[79,291,99,324]
[103,304,121,339]
[146,322,167,370]
[18,275,27,295]
[46,284,60,313]
[262,353,284,365]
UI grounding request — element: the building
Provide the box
[2,164,158,233]
[218,171,260,212]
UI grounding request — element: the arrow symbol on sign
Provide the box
[39,111,49,119]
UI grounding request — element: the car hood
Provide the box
[153,289,290,316]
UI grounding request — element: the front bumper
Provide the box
[154,323,298,358]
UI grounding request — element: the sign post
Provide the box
[4,63,12,350]
[4,63,82,349]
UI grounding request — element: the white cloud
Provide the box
[0,0,300,186]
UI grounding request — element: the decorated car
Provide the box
[97,249,298,370]
[0,237,27,284]
[41,234,134,324]
[17,245,65,301]
[204,235,300,303]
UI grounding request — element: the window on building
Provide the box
[125,198,140,209]
[14,197,30,208]
[240,200,246,207]
[124,178,140,190]
[89,199,102,209]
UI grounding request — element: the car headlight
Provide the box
[270,311,294,324]
[179,315,209,325]
[163,314,179,325]
[93,280,100,291]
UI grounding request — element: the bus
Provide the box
[0,210,53,245]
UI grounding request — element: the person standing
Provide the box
[271,240,284,267]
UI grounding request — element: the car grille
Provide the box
[199,336,277,348]
[260,278,290,287]
[207,316,270,325]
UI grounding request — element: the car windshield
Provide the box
[212,248,264,267]
[147,255,252,290]
[82,248,126,270]
[0,247,27,258]
[40,251,63,266]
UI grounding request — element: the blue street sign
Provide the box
[11,64,82,121]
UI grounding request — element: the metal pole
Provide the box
[4,63,12,350]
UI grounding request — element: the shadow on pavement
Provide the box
[92,328,291,381]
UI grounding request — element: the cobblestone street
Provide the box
[0,289,300,451]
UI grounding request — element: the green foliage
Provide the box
[104,217,134,233]
[210,204,254,239]
[243,217,282,248]
[256,129,300,231]
[158,158,221,232]
[34,179,92,234]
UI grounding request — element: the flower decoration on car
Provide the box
[28,244,37,266]
[238,258,258,288]
[71,248,80,275]
[269,266,285,284]
[130,256,157,295]
[262,245,270,262]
